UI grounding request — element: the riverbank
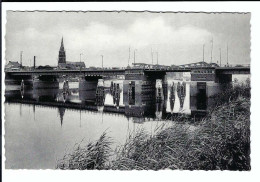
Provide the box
[56,81,250,170]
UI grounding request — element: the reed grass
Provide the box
[56,132,112,170]
[111,96,250,170]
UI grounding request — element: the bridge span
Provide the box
[5,66,250,76]
[5,66,250,114]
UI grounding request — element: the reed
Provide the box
[56,132,112,170]
[111,96,250,170]
[212,78,250,107]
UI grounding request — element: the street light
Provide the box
[80,53,83,72]
[80,53,83,62]
[101,55,104,69]
[134,49,137,64]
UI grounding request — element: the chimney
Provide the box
[34,56,36,69]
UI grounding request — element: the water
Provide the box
[5,79,173,169]
[5,102,171,169]
[4,75,249,169]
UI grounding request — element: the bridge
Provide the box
[5,65,250,114]
[215,67,250,75]
[5,66,250,90]
[5,68,126,76]
[5,66,250,76]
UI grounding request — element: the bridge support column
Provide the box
[5,73,33,94]
[123,69,159,107]
[215,74,232,84]
[79,76,101,102]
[33,75,59,89]
[123,69,167,117]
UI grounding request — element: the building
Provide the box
[65,61,86,69]
[5,61,21,70]
[57,38,85,70]
[58,37,66,64]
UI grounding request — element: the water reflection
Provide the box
[7,73,245,122]
[177,82,186,109]
[58,107,66,126]
[5,78,200,122]
[169,82,175,113]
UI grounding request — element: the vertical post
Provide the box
[203,44,205,62]
[134,49,137,64]
[101,55,103,69]
[151,48,153,65]
[156,52,158,65]
[219,48,222,67]
[20,51,23,68]
[211,38,213,64]
[128,47,130,66]
[33,56,36,69]
[80,53,83,72]
[227,44,229,66]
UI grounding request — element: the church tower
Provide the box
[58,37,66,64]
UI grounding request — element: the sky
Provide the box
[5,11,251,67]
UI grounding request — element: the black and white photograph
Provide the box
[2,6,252,172]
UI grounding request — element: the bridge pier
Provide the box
[5,73,33,91]
[79,76,102,102]
[190,69,234,112]
[123,69,167,118]
[123,69,164,106]
[33,75,59,89]
[215,74,232,83]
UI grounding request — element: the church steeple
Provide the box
[60,37,64,51]
[58,37,66,64]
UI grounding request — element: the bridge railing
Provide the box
[218,64,250,68]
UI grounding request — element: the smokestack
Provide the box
[20,51,23,67]
[33,56,36,69]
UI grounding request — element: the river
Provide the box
[4,74,249,169]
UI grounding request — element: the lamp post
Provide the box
[219,48,222,67]
[80,53,83,72]
[227,44,229,66]
[211,38,213,64]
[80,53,83,62]
[134,49,137,64]
[202,44,205,63]
[156,52,158,65]
[128,47,130,66]
[101,55,104,69]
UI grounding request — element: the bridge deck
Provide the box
[5,66,250,76]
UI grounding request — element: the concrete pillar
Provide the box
[33,75,59,89]
[79,77,99,101]
[5,73,33,92]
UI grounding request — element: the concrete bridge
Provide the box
[5,66,250,76]
[5,65,250,93]
[5,68,125,76]
[5,66,250,114]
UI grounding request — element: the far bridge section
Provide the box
[5,68,125,92]
[5,69,125,76]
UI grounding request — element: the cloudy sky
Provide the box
[5,11,250,67]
